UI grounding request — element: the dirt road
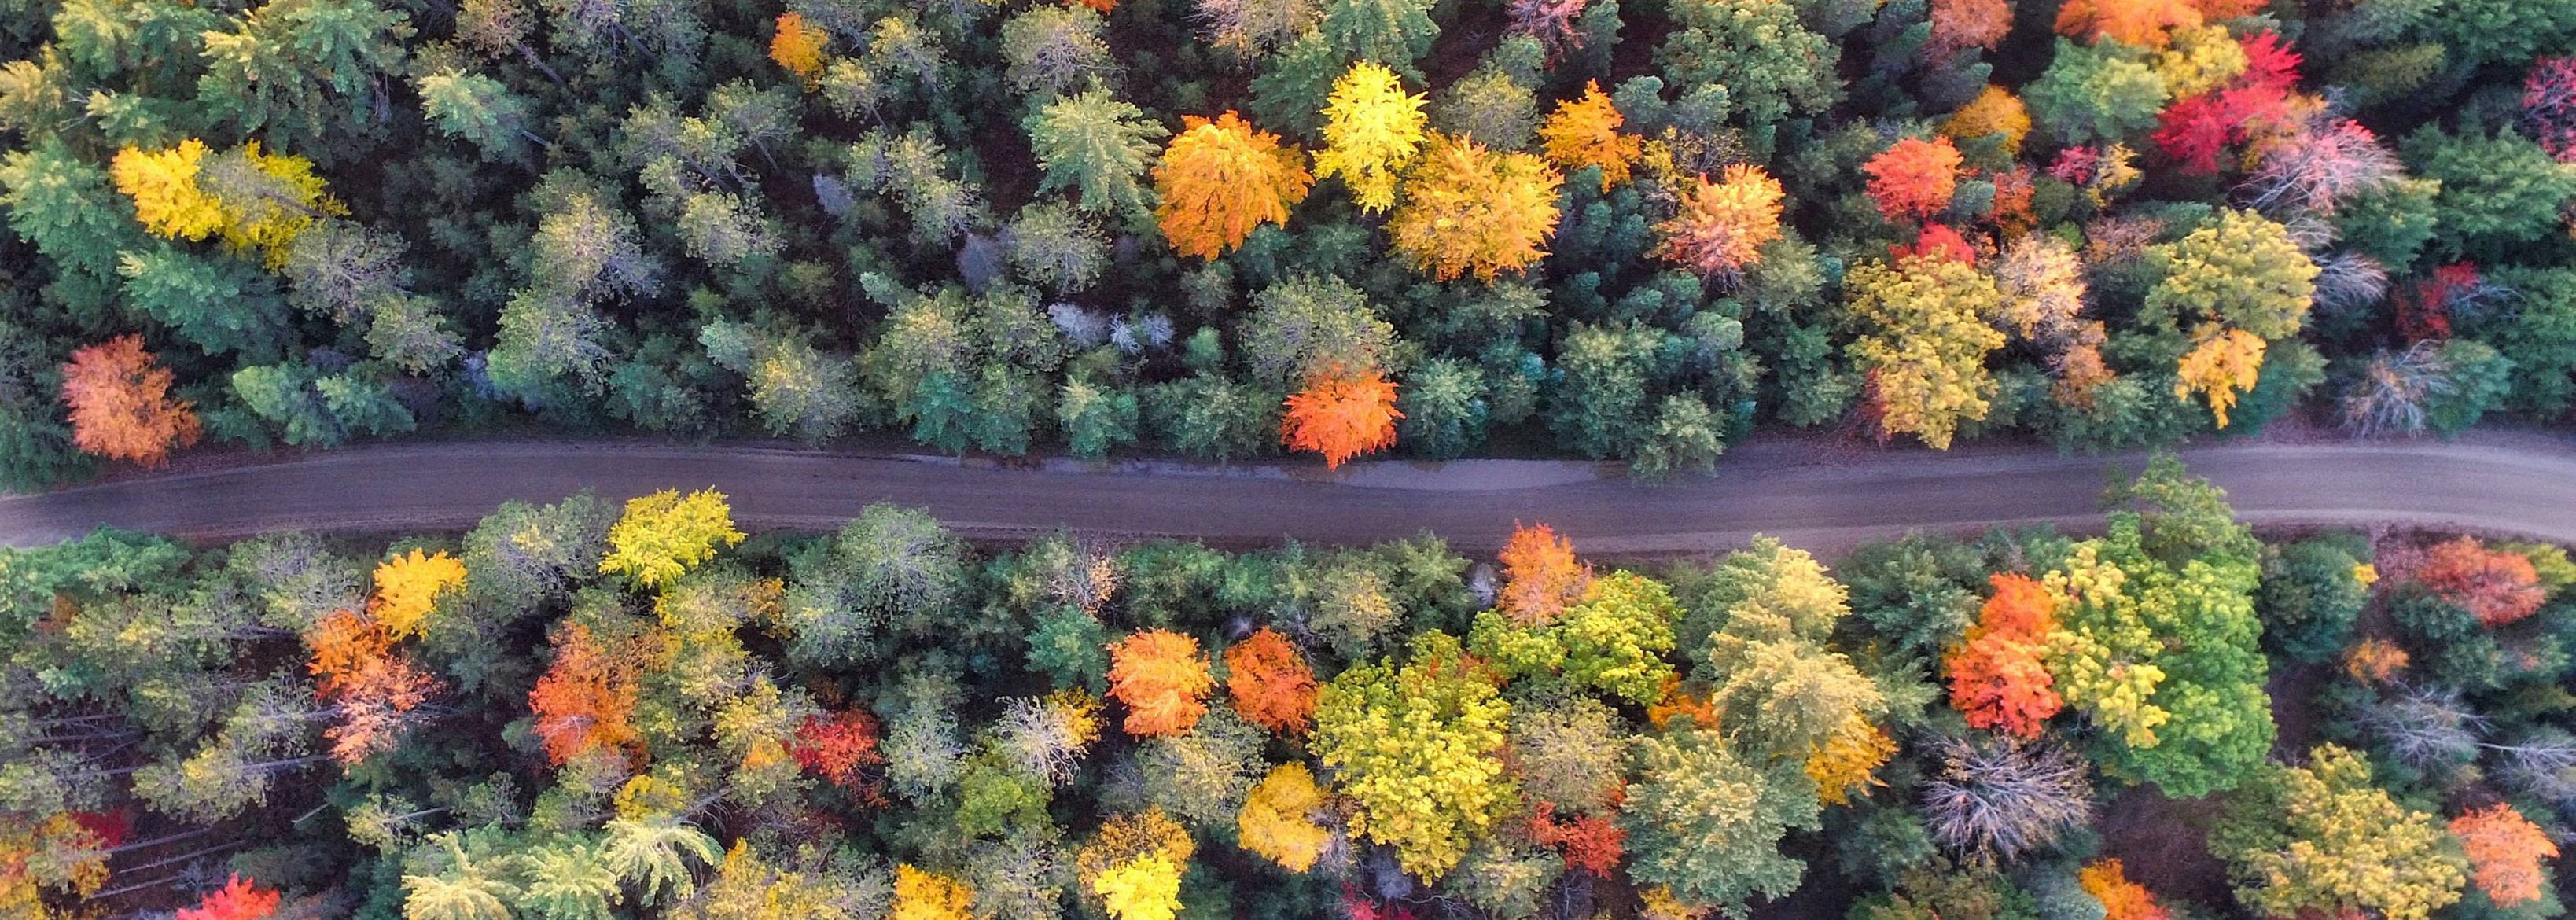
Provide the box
[3,436,2572,554]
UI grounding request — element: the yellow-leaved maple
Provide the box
[1312,62,1428,213]
[1154,112,1313,259]
[372,549,467,638]
[1282,370,1402,469]
[109,140,226,241]
[1387,132,1563,281]
[1539,80,1642,190]
[109,139,340,267]
[2173,326,2265,427]
[892,865,976,920]
[1653,164,1785,280]
[1237,763,1330,872]
[770,13,829,86]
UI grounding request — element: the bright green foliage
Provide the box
[2255,532,2372,664]
[1844,257,2007,451]
[2146,210,2319,342]
[2211,745,2467,920]
[1028,90,1168,217]
[1312,62,1428,213]
[1472,570,1680,703]
[1311,631,1515,879]
[1621,728,1823,914]
[2025,39,2170,145]
[2043,458,2272,797]
[599,488,748,589]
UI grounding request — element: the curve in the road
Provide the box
[2,437,2573,555]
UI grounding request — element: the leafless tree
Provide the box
[1921,735,2093,861]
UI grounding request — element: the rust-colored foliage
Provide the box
[306,610,441,764]
[1646,675,1718,730]
[1538,82,1642,190]
[1930,0,2011,56]
[177,875,282,920]
[528,621,645,765]
[2420,536,2548,628]
[769,13,827,86]
[1944,573,2064,738]
[1894,223,1980,265]
[1225,627,1319,734]
[1531,800,1625,876]
[1282,370,1402,469]
[1653,164,1787,280]
[1508,0,1588,60]
[791,708,886,799]
[2054,0,2200,47]
[1496,523,1592,626]
[1107,630,1215,737]
[2343,637,2409,684]
[1864,137,1963,223]
[2398,263,2482,343]
[2079,859,2171,920]
[1154,112,1313,260]
[59,335,201,467]
[2454,805,2560,907]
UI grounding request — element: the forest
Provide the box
[5,458,2576,920]
[2,0,2574,483]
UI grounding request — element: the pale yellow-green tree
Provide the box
[2211,745,2466,920]
[1844,256,2007,450]
[599,488,748,589]
[1311,631,1515,878]
[1312,61,1429,212]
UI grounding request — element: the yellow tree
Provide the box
[1941,86,2033,156]
[2174,327,2265,427]
[1653,164,1786,281]
[1312,62,1428,212]
[1388,132,1564,281]
[598,488,747,589]
[374,549,468,638]
[1539,81,1643,190]
[109,140,226,241]
[1845,257,2007,449]
[1154,112,1314,259]
[1237,763,1330,872]
[770,13,829,87]
[109,139,340,266]
[892,865,975,920]
[1093,855,1183,920]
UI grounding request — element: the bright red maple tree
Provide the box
[177,875,282,920]
[2152,32,2303,175]
[1863,137,1963,223]
[59,335,201,466]
[1530,800,1625,876]
[790,708,887,800]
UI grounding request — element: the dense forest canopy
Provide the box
[6,458,2576,920]
[0,0,2573,483]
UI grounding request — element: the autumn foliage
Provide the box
[528,621,646,765]
[1282,370,1402,469]
[2419,536,2548,627]
[2529,57,2576,163]
[1497,523,1592,625]
[1238,763,1330,872]
[307,609,442,764]
[790,708,886,797]
[1386,133,1563,281]
[59,336,201,467]
[178,875,282,920]
[1538,81,1642,190]
[2452,804,2559,908]
[1930,0,2012,57]
[2174,327,2267,428]
[769,13,828,86]
[1864,137,1964,223]
[1313,63,1429,213]
[1653,164,1786,280]
[1154,112,1312,260]
[2151,32,2303,175]
[1225,627,1319,734]
[1945,573,2064,738]
[1531,800,1625,876]
[371,549,466,638]
[2054,0,2200,47]
[1107,630,1215,737]
[2078,859,2170,920]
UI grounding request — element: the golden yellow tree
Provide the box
[109,139,340,267]
[1387,132,1563,281]
[1093,855,1183,920]
[1653,164,1786,280]
[598,488,747,589]
[1154,112,1314,259]
[1237,763,1330,872]
[2174,327,2265,428]
[1312,62,1428,212]
[1539,81,1643,190]
[1804,716,1896,806]
[770,13,829,86]
[1941,86,2034,156]
[373,549,468,638]
[109,140,226,241]
[1845,256,2007,449]
[892,865,975,920]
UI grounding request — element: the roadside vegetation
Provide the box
[3,458,2572,920]
[2,0,2575,486]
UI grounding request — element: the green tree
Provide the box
[415,69,536,160]
[1397,357,1488,459]
[1550,321,1663,458]
[194,0,411,153]
[1654,0,1838,150]
[2024,39,2169,145]
[1621,728,1823,913]
[2402,127,2576,263]
[1319,0,1437,68]
[1026,90,1168,217]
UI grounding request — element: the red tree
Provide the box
[790,708,886,800]
[1930,0,2011,57]
[2151,32,2302,175]
[1894,223,1979,265]
[2420,536,2547,627]
[177,875,281,920]
[1225,627,1319,734]
[1530,800,1625,876]
[1863,137,1963,222]
[528,622,645,765]
[59,335,201,466]
[1944,573,2063,738]
[2524,57,2576,163]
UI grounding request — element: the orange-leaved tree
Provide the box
[1930,0,2012,57]
[1497,522,1592,625]
[1652,164,1785,281]
[60,336,201,467]
[528,621,646,765]
[1107,629,1214,737]
[1864,136,1964,223]
[1944,572,2063,738]
[1387,132,1563,281]
[2420,536,2548,627]
[1225,627,1319,734]
[306,609,443,764]
[1805,716,1898,805]
[1538,81,1642,190]
[2054,0,2200,47]
[1282,370,1402,469]
[770,13,829,86]
[176,875,282,920]
[372,549,467,638]
[790,708,886,798]
[2453,804,2559,907]
[2078,859,2170,920]
[1530,801,1625,876]
[1154,112,1312,260]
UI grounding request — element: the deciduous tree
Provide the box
[1539,82,1641,190]
[770,13,829,85]
[1654,164,1786,282]
[1154,112,1312,259]
[1282,370,1402,468]
[598,488,746,590]
[1108,629,1215,737]
[1844,257,2007,450]
[2419,535,2547,627]
[1312,632,1514,879]
[1313,62,1429,212]
[59,335,201,466]
[1944,573,2063,738]
[1864,137,1965,223]
[2211,745,2466,920]
[528,621,644,766]
[2054,0,2199,47]
[2453,804,2559,908]
[1238,762,1330,872]
[2079,860,2169,920]
[371,549,465,638]
[1224,627,1318,733]
[1387,132,1563,281]
[1498,522,1593,625]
